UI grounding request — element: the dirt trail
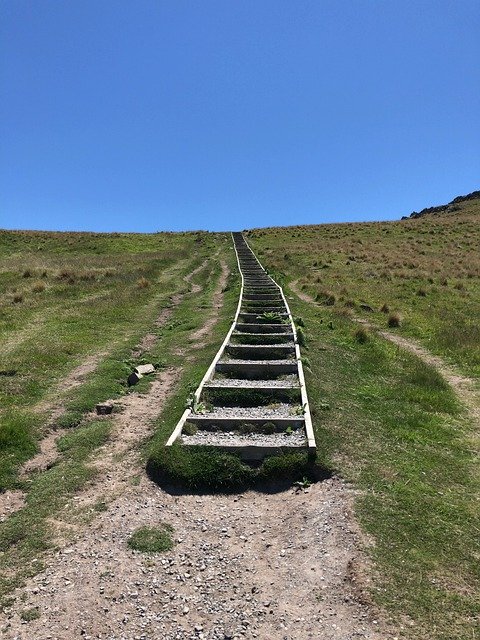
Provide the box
[20,258,213,478]
[1,478,389,640]
[189,259,229,345]
[289,280,479,425]
[0,266,392,640]
[132,257,211,358]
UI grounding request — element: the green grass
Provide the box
[0,228,231,605]
[247,196,480,377]
[127,524,174,553]
[253,275,478,639]
[1,206,479,637]
[0,229,224,490]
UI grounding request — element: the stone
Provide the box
[135,364,155,375]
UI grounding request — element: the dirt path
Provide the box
[1,477,389,640]
[0,266,392,640]
[289,280,479,425]
[20,258,214,478]
[189,259,229,345]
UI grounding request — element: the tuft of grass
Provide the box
[12,293,23,303]
[20,607,40,622]
[31,281,46,293]
[316,290,336,305]
[54,411,84,429]
[354,326,369,343]
[127,524,174,553]
[137,277,150,289]
[296,325,306,347]
[181,422,198,436]
[387,313,401,328]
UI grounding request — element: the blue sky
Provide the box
[1,0,479,232]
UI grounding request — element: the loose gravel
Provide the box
[203,377,299,388]
[1,476,391,640]
[194,404,301,418]
[182,430,306,447]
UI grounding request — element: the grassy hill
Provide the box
[0,194,478,638]
[245,194,479,639]
[0,230,227,490]
[247,194,480,377]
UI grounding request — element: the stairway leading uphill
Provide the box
[166,232,316,461]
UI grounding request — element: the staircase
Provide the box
[166,232,316,461]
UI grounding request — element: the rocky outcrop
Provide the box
[402,190,480,220]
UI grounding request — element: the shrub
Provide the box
[387,313,401,328]
[22,269,32,278]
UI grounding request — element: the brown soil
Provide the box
[1,477,391,640]
[0,491,25,524]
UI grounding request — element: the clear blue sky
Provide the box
[1,0,479,232]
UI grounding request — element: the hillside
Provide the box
[0,198,479,640]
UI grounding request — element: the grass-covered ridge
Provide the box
[247,195,480,377]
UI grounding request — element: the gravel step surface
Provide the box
[182,430,307,447]
[218,358,296,364]
[204,377,299,388]
[227,343,295,349]
[193,404,302,418]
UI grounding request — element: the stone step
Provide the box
[186,413,305,431]
[231,331,294,344]
[241,307,287,315]
[203,378,299,389]
[238,312,289,323]
[180,433,308,461]
[202,382,301,406]
[243,293,283,301]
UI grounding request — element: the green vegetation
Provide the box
[247,202,480,640]
[127,524,174,553]
[247,196,480,377]
[147,444,319,492]
[0,229,221,491]
[1,198,478,638]
[0,228,232,604]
